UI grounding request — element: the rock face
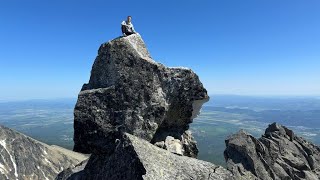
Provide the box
[0,125,88,180]
[224,123,320,180]
[56,34,236,180]
[57,133,234,180]
[73,33,209,157]
[56,34,235,180]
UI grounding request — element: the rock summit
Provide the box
[73,34,209,157]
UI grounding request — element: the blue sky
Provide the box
[0,0,319,100]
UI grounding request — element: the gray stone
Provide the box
[224,123,320,180]
[164,136,183,155]
[57,133,234,180]
[73,33,209,157]
[0,125,88,180]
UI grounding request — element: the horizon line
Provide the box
[1,94,320,103]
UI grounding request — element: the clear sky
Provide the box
[1,0,319,100]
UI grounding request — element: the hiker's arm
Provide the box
[121,25,126,34]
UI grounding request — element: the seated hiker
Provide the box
[121,16,136,36]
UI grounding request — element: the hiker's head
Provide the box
[127,16,132,23]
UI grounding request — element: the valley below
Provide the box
[0,95,319,167]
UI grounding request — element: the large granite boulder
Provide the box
[224,123,320,180]
[0,125,88,180]
[73,34,209,157]
[57,133,234,180]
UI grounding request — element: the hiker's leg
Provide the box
[125,32,134,36]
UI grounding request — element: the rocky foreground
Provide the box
[0,34,319,180]
[57,133,232,180]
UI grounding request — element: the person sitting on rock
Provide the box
[121,16,136,36]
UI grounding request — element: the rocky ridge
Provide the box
[224,123,320,180]
[0,125,88,180]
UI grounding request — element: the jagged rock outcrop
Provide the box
[57,133,234,180]
[57,34,235,180]
[0,125,88,180]
[73,33,209,157]
[224,123,320,180]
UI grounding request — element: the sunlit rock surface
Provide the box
[57,133,234,180]
[73,34,209,157]
[224,123,320,180]
[0,125,88,180]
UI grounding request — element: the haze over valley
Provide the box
[1,95,319,167]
